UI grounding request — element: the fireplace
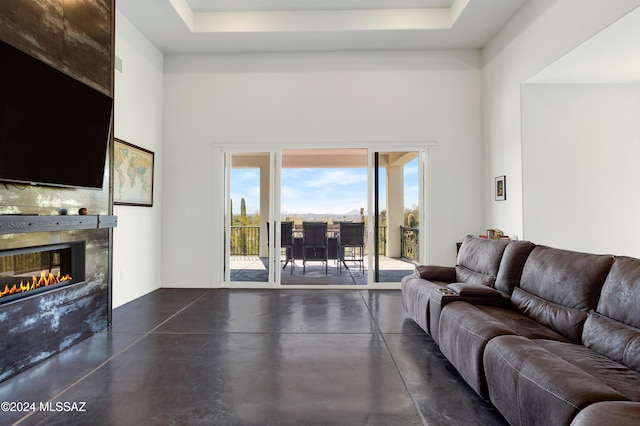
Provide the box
[0,242,85,305]
[0,214,116,381]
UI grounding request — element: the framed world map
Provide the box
[114,139,154,207]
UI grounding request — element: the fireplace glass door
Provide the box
[0,242,85,304]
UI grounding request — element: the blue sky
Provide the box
[232,158,418,216]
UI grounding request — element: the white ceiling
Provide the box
[185,0,456,12]
[116,0,528,54]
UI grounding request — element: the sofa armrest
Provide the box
[447,282,502,297]
[571,402,640,426]
[415,265,456,282]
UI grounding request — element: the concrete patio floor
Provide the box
[230,256,416,285]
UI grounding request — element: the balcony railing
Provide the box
[401,226,419,262]
[229,225,390,257]
[229,225,420,260]
[230,226,260,255]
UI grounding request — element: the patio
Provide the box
[230,255,416,285]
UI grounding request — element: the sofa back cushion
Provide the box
[455,235,509,287]
[596,256,640,326]
[511,246,614,342]
[494,240,536,294]
[583,256,640,372]
[583,312,640,373]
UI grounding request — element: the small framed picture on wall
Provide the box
[495,175,506,201]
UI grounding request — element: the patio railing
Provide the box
[378,227,386,256]
[401,226,419,262]
[230,226,260,255]
[229,225,389,257]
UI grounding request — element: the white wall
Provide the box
[482,0,640,243]
[522,84,640,256]
[114,0,640,296]
[113,11,164,307]
[161,50,484,286]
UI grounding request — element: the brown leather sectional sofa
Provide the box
[401,235,640,426]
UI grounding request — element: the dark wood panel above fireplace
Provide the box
[0,0,113,95]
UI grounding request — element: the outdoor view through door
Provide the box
[225,148,420,286]
[226,151,272,283]
[372,151,420,283]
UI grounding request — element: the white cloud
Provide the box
[231,164,420,215]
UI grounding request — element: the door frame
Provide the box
[222,149,280,287]
[214,142,434,289]
[368,148,430,286]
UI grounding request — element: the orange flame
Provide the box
[0,271,72,299]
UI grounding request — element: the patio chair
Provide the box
[281,221,295,274]
[338,221,365,274]
[302,222,328,274]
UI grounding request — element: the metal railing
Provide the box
[229,225,389,257]
[401,226,419,262]
[377,226,386,256]
[230,226,260,255]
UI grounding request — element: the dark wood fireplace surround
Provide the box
[0,0,117,382]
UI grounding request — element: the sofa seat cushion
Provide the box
[428,290,510,345]
[438,302,570,399]
[570,401,640,426]
[475,305,570,342]
[438,301,518,399]
[484,335,629,426]
[534,338,640,401]
[400,274,447,334]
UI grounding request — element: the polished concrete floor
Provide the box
[0,289,508,425]
[231,256,415,284]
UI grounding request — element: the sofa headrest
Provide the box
[520,246,614,311]
[495,240,536,294]
[597,256,640,328]
[456,235,509,286]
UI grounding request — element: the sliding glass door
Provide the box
[223,151,278,285]
[280,148,369,285]
[370,150,425,283]
[221,146,427,287]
